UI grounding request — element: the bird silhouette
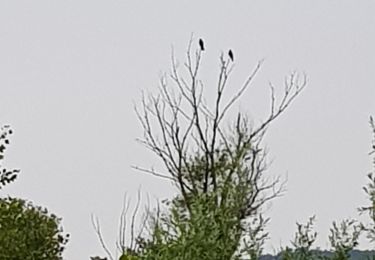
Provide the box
[228,49,234,61]
[199,38,205,51]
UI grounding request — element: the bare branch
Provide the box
[219,60,263,124]
[250,72,307,139]
[130,188,142,250]
[131,166,174,181]
[91,214,114,260]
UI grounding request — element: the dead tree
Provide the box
[135,38,306,257]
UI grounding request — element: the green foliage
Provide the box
[0,126,68,258]
[0,197,69,259]
[281,216,318,260]
[359,116,375,244]
[125,38,305,260]
[280,212,361,260]
[279,117,375,260]
[328,219,361,260]
[0,125,19,189]
[360,173,375,242]
[135,135,271,259]
[138,194,244,259]
[119,254,138,260]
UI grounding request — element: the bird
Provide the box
[228,49,234,61]
[199,38,205,51]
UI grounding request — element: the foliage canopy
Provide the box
[0,197,69,260]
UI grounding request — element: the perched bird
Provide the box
[199,38,205,51]
[228,49,234,61]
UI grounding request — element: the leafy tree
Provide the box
[281,218,361,260]
[0,197,69,260]
[131,38,305,259]
[358,116,375,260]
[281,216,318,260]
[359,116,375,244]
[328,219,361,260]
[280,117,373,260]
[0,126,69,259]
[0,125,19,189]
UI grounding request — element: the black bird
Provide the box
[199,38,205,51]
[228,49,234,61]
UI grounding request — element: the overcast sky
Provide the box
[1,1,375,259]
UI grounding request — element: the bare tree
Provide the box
[134,37,306,259]
[135,37,305,217]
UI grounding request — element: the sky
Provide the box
[1,1,375,259]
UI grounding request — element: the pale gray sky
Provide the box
[1,1,375,259]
